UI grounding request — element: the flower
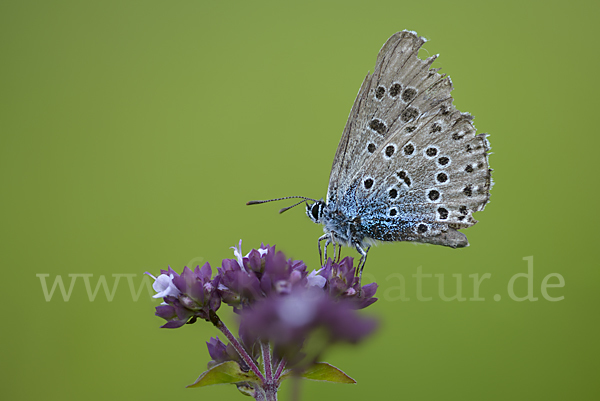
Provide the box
[205,336,256,370]
[150,242,377,330]
[150,241,380,398]
[320,257,378,309]
[216,241,313,310]
[239,287,378,365]
[306,269,326,288]
[205,334,262,371]
[206,336,230,363]
[145,269,181,299]
[149,263,221,328]
[231,239,247,271]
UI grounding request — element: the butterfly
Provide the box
[248,31,492,276]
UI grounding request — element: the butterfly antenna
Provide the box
[278,199,309,214]
[246,196,318,214]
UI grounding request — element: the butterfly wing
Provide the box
[328,31,491,246]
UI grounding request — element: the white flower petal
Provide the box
[151,273,181,298]
[230,239,247,271]
[306,269,326,288]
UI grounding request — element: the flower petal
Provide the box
[307,270,326,288]
[230,239,246,271]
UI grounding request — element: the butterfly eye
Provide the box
[311,204,321,220]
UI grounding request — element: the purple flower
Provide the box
[206,336,249,368]
[206,336,230,363]
[148,262,221,328]
[239,287,378,364]
[320,257,378,309]
[217,257,262,308]
[150,239,381,401]
[154,303,189,328]
[150,242,377,331]
[205,334,261,373]
[216,240,313,310]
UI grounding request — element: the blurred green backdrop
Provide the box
[2,0,598,400]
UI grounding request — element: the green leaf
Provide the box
[300,362,356,384]
[187,361,260,388]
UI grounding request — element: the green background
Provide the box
[2,1,598,400]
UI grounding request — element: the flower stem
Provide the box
[261,341,273,381]
[273,357,287,381]
[209,310,265,383]
[265,387,277,401]
[253,384,266,401]
[261,341,278,401]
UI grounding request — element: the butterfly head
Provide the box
[306,200,326,224]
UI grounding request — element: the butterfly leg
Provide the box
[317,234,331,266]
[334,243,342,263]
[332,239,339,262]
[355,244,370,286]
